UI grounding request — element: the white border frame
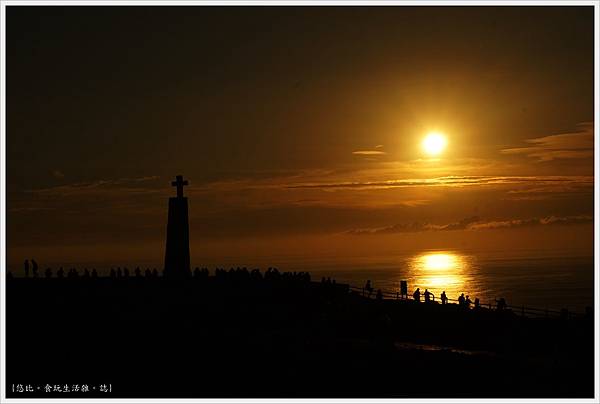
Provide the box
[0,1,598,403]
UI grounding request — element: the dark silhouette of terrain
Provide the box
[6,269,594,398]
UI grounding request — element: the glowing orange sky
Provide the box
[5,6,595,268]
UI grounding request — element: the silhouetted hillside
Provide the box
[6,272,594,398]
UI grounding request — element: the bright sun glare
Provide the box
[422,132,447,156]
[421,253,459,271]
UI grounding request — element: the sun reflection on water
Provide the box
[420,253,460,271]
[407,252,473,300]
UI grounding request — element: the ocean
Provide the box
[290,250,595,313]
[9,249,595,312]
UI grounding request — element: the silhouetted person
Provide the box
[45,268,52,278]
[465,295,472,309]
[194,267,201,278]
[413,288,421,302]
[145,268,152,278]
[135,267,141,278]
[117,268,123,278]
[110,268,117,279]
[496,297,507,311]
[424,289,433,303]
[24,259,30,278]
[152,268,159,278]
[57,267,64,279]
[83,268,90,278]
[365,280,373,297]
[31,259,38,278]
[474,297,480,309]
[440,291,448,305]
[458,293,465,306]
[376,289,383,300]
[123,267,129,278]
[91,268,98,278]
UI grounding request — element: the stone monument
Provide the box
[164,175,191,278]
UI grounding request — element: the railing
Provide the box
[347,285,585,319]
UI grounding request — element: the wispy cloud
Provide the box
[469,215,593,230]
[10,176,166,217]
[353,144,387,156]
[347,215,593,235]
[26,176,162,197]
[285,175,593,190]
[352,150,387,155]
[347,216,481,235]
[501,122,594,161]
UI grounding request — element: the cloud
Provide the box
[347,215,593,235]
[347,216,480,235]
[469,215,593,229]
[397,199,431,207]
[501,122,593,161]
[353,144,387,156]
[9,176,166,219]
[286,175,593,190]
[352,150,387,155]
[25,176,162,197]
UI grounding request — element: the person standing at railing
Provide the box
[376,289,383,300]
[413,288,421,302]
[364,280,373,298]
[474,298,480,310]
[465,295,472,309]
[440,291,448,305]
[424,289,433,303]
[458,293,465,306]
[495,297,507,311]
[31,259,39,278]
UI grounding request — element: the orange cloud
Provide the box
[501,122,593,161]
[347,215,593,235]
[352,150,387,155]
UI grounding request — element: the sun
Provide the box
[422,132,447,156]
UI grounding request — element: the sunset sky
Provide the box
[6,6,595,269]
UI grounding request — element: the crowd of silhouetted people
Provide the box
[360,279,510,312]
[8,260,317,285]
[8,260,523,314]
[212,266,311,283]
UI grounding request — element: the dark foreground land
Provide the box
[6,275,595,398]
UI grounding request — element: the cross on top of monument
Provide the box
[171,175,188,198]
